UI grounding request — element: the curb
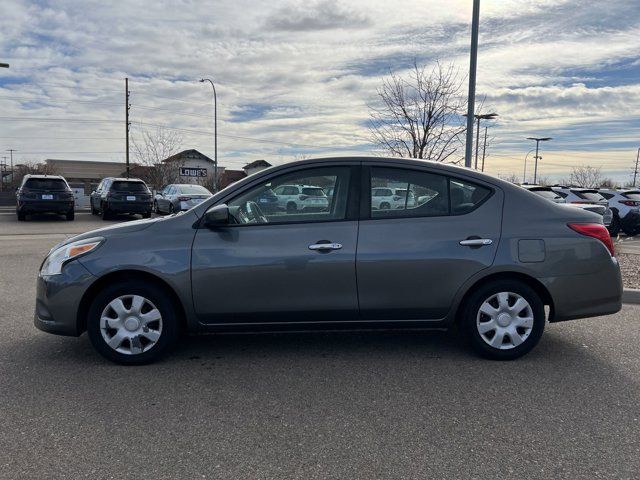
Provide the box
[622,289,640,305]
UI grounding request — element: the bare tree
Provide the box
[369,62,467,162]
[498,173,520,184]
[568,165,611,188]
[132,127,183,189]
[10,160,59,189]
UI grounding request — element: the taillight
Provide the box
[568,223,614,256]
[178,196,191,201]
[619,200,640,207]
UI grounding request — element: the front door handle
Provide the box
[309,242,342,251]
[459,238,493,247]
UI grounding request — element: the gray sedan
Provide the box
[34,157,622,364]
[154,184,212,214]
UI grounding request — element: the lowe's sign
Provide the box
[180,167,208,177]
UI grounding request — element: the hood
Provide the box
[52,217,159,251]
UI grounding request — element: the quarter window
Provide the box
[226,167,351,225]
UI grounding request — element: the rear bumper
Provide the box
[107,200,152,213]
[17,199,74,213]
[541,257,623,322]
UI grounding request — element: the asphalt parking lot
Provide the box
[1,211,639,479]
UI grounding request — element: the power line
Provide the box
[0,116,119,123]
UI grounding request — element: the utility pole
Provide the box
[481,126,488,172]
[6,148,16,187]
[464,0,481,168]
[633,147,640,187]
[125,77,130,178]
[0,156,6,192]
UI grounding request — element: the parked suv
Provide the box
[520,185,565,204]
[16,174,74,221]
[273,184,329,213]
[551,186,614,233]
[90,177,152,220]
[598,189,640,236]
[154,184,212,214]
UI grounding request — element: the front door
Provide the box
[191,164,359,324]
[356,164,503,321]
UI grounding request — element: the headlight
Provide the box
[40,237,104,276]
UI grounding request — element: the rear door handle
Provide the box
[309,243,342,251]
[459,238,493,246]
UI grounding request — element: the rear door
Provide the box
[356,164,503,320]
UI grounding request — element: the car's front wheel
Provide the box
[87,282,179,365]
[461,279,545,360]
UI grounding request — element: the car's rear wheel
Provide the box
[380,202,390,210]
[143,211,152,219]
[153,201,159,214]
[622,222,639,236]
[17,211,26,221]
[66,211,75,221]
[169,203,175,214]
[87,281,179,365]
[607,212,621,236]
[101,203,111,220]
[461,280,545,360]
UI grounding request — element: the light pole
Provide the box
[464,0,481,169]
[527,137,552,184]
[522,149,535,184]
[474,113,497,169]
[200,78,218,192]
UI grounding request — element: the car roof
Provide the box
[104,177,145,182]
[24,174,66,180]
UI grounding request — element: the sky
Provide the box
[1,0,639,184]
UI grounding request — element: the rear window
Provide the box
[178,185,210,195]
[111,181,148,192]
[301,187,326,196]
[623,192,640,200]
[24,178,67,190]
[530,189,562,200]
[574,190,605,202]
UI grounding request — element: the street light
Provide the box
[199,78,218,192]
[526,137,552,184]
[464,112,498,169]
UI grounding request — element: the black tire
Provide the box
[153,201,159,214]
[380,202,391,210]
[90,202,97,215]
[143,211,152,219]
[66,211,75,221]
[17,211,26,221]
[622,223,639,237]
[169,203,175,214]
[461,279,545,360]
[607,212,621,236]
[286,202,297,213]
[86,281,180,365]
[101,203,111,220]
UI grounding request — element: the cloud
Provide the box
[264,0,371,31]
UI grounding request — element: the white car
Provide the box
[598,189,640,236]
[520,185,566,204]
[371,187,416,210]
[551,186,614,231]
[273,184,329,213]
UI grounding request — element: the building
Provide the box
[243,159,272,176]
[162,149,224,188]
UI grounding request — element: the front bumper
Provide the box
[34,261,95,336]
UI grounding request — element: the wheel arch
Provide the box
[454,271,555,324]
[77,269,188,334]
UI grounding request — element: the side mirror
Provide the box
[203,204,230,227]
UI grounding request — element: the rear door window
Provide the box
[449,179,491,215]
[573,190,605,202]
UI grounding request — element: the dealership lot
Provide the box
[1,212,640,479]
